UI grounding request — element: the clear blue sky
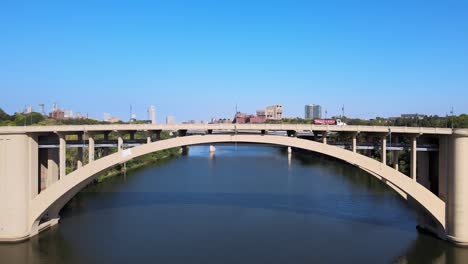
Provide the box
[1,0,467,122]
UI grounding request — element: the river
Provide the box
[1,144,467,263]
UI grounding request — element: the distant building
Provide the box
[210,118,232,124]
[401,114,425,120]
[256,109,266,119]
[38,104,45,115]
[148,105,156,124]
[50,109,65,119]
[107,117,121,123]
[255,105,283,120]
[305,104,322,119]
[166,116,175,125]
[64,110,73,119]
[24,105,33,114]
[265,105,283,120]
[233,112,266,124]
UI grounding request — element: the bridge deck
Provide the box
[0,124,456,135]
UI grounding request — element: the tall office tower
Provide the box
[305,104,322,119]
[148,105,156,124]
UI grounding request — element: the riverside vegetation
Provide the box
[64,131,180,183]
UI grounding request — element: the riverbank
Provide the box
[93,147,181,183]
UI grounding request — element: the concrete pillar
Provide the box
[446,130,468,245]
[117,134,124,153]
[0,134,38,241]
[47,148,59,185]
[58,134,66,179]
[88,134,95,162]
[129,131,135,141]
[322,132,328,144]
[38,148,48,191]
[381,136,387,165]
[352,133,357,153]
[438,135,448,202]
[76,133,83,169]
[145,131,153,144]
[28,135,39,199]
[393,136,399,171]
[411,136,417,180]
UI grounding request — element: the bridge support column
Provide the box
[322,132,328,144]
[438,135,448,202]
[411,136,417,180]
[352,133,357,153]
[88,133,95,162]
[38,148,47,191]
[393,136,399,171]
[58,133,66,179]
[145,131,153,144]
[117,133,124,153]
[47,148,59,185]
[0,134,38,241]
[76,133,83,169]
[381,136,387,165]
[446,130,468,245]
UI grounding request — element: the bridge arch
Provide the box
[29,134,445,235]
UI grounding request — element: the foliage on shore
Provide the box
[64,131,180,183]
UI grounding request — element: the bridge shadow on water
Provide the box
[63,191,415,230]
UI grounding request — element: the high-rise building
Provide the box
[148,105,156,124]
[24,105,33,114]
[38,104,45,115]
[166,116,175,125]
[305,104,322,119]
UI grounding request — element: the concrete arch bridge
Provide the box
[0,124,466,245]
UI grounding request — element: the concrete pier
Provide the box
[446,130,468,245]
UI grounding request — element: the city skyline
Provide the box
[1,0,467,121]
[5,101,464,124]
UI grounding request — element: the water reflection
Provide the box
[393,233,468,264]
[0,226,79,264]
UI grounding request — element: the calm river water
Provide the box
[1,144,467,264]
